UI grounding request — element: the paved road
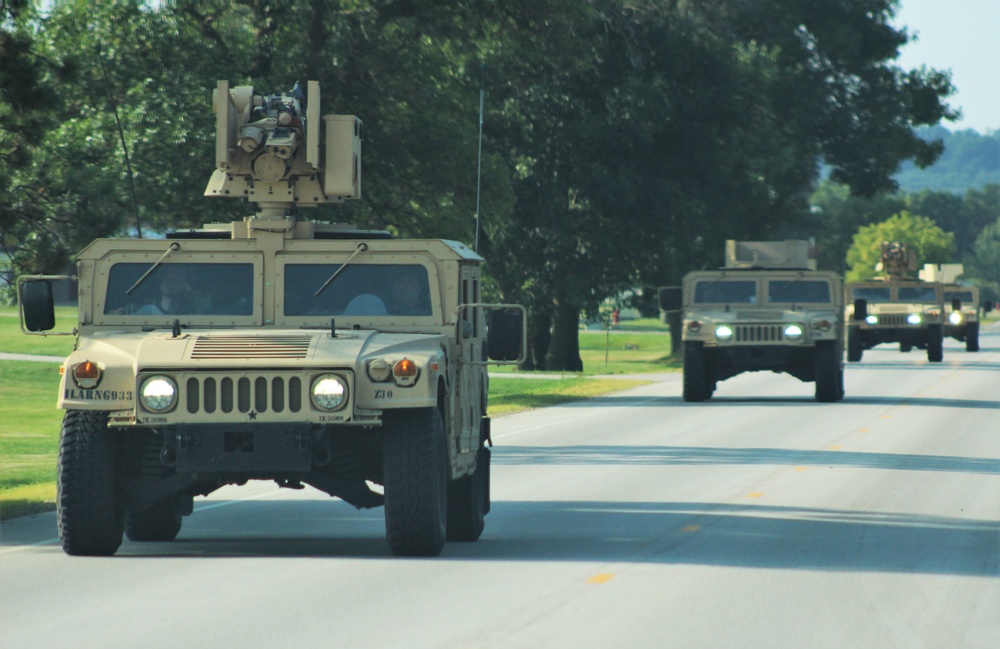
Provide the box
[2,328,998,648]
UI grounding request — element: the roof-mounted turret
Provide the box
[205,80,361,219]
[875,241,917,279]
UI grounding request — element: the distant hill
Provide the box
[894,126,1000,194]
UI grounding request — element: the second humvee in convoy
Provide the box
[660,240,844,403]
[845,242,944,362]
[18,80,525,558]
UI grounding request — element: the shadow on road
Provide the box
[493,444,1000,474]
[86,498,1000,578]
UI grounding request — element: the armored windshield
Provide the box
[104,262,255,316]
[944,290,975,303]
[898,286,939,303]
[852,286,891,303]
[284,263,432,317]
[767,280,831,303]
[693,280,757,304]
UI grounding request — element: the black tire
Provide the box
[966,322,980,352]
[814,342,840,403]
[383,408,448,557]
[847,327,863,362]
[899,342,912,352]
[125,497,182,542]
[927,325,943,362]
[682,341,710,402]
[57,410,124,556]
[446,445,489,542]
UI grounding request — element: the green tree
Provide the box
[967,218,1000,302]
[845,211,955,281]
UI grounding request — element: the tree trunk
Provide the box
[545,295,583,371]
[518,301,552,371]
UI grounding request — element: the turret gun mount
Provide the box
[205,80,361,219]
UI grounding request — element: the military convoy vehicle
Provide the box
[845,242,944,362]
[18,81,525,557]
[920,263,988,352]
[659,240,844,403]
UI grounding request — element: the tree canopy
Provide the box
[844,212,956,282]
[1,0,964,369]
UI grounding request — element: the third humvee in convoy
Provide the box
[18,80,524,558]
[920,263,990,352]
[845,242,944,362]
[659,240,844,403]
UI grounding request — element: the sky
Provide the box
[893,0,1000,134]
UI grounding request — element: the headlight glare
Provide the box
[948,312,963,325]
[311,374,348,411]
[784,324,804,341]
[907,314,922,325]
[140,376,177,413]
[715,325,733,341]
[865,315,878,325]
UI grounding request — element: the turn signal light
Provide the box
[394,358,417,377]
[73,360,102,389]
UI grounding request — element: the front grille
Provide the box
[190,335,313,360]
[734,324,785,343]
[875,314,908,327]
[184,373,304,416]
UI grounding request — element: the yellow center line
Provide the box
[747,492,764,498]
[681,525,700,533]
[587,573,616,584]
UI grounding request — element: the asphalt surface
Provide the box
[1,327,998,648]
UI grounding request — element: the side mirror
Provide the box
[951,297,961,311]
[657,286,682,312]
[487,308,524,362]
[20,279,56,332]
[853,298,868,321]
[984,301,994,313]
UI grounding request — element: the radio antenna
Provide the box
[96,45,143,239]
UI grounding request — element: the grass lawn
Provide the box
[0,304,77,356]
[0,361,63,521]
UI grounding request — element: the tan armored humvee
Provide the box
[919,263,985,352]
[845,243,944,362]
[659,240,844,402]
[18,81,525,558]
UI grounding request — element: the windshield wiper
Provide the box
[315,242,369,296]
[126,242,180,295]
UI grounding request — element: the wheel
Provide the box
[966,323,980,352]
[899,342,912,352]
[682,341,710,402]
[847,327,863,362]
[927,325,943,362]
[814,342,841,403]
[125,497,182,542]
[383,408,448,557]
[57,410,125,556]
[446,445,489,542]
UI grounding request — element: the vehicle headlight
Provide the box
[715,325,733,341]
[865,315,878,325]
[784,324,804,341]
[311,374,348,411]
[140,375,177,413]
[948,312,963,325]
[907,314,922,325]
